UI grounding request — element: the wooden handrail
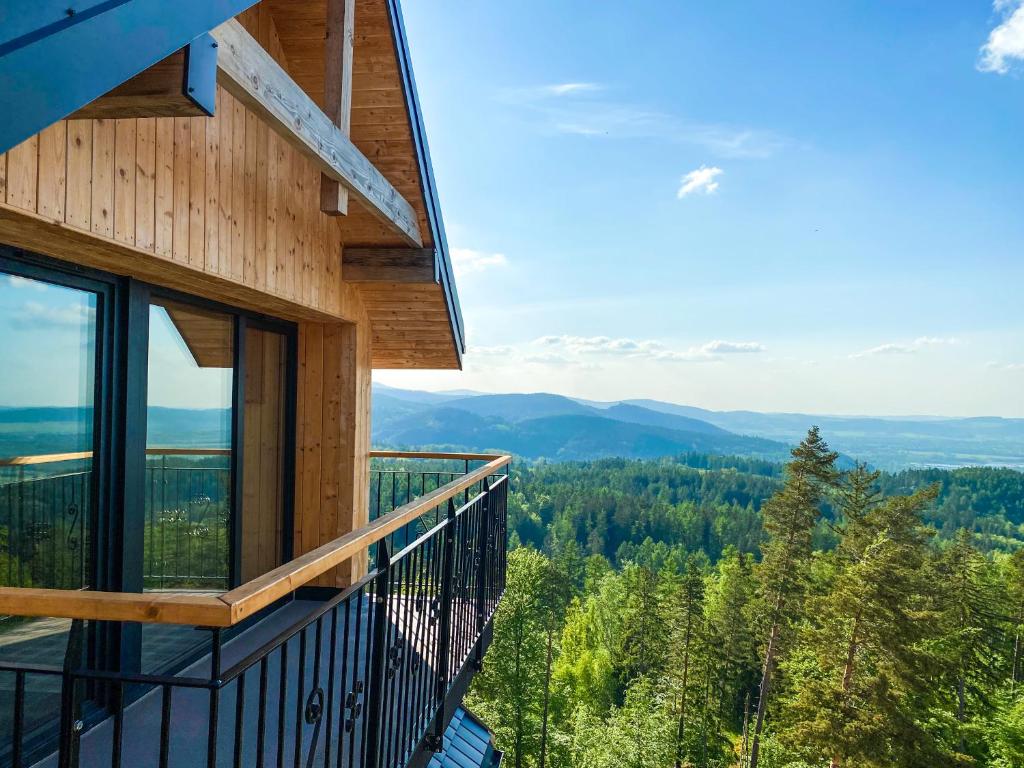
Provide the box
[369,450,503,462]
[0,452,511,627]
[0,447,232,467]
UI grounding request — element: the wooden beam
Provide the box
[70,35,218,121]
[211,19,422,246]
[320,0,356,216]
[343,246,434,283]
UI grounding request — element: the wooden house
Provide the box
[0,2,509,766]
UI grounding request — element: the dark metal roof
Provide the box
[428,708,503,768]
[385,0,466,367]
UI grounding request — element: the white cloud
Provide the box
[7,275,46,291]
[543,82,602,96]
[677,166,723,198]
[530,335,764,364]
[450,248,508,277]
[15,300,94,328]
[499,87,785,158]
[987,361,1024,371]
[978,0,1024,74]
[701,340,765,354]
[850,336,958,359]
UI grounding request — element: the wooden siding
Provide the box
[241,326,288,583]
[294,319,372,585]
[0,92,349,321]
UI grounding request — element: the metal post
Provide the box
[428,499,457,750]
[58,619,85,768]
[207,628,222,768]
[364,540,392,768]
[473,479,491,669]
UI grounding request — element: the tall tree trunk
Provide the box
[748,617,780,768]
[539,621,554,768]
[513,634,524,768]
[1012,600,1023,693]
[741,693,751,768]
[829,609,862,768]
[674,610,694,768]
[957,672,966,754]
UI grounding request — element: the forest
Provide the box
[466,432,1024,768]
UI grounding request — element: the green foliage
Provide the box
[472,445,1024,768]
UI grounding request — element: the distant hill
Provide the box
[623,399,1024,470]
[373,386,1024,470]
[372,389,790,461]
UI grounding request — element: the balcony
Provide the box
[0,451,510,768]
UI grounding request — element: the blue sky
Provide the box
[378,0,1024,417]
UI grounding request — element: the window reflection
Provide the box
[0,269,98,753]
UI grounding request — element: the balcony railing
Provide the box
[0,451,511,768]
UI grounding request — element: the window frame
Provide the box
[0,246,298,673]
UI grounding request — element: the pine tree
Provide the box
[748,427,839,768]
[932,529,1006,759]
[469,548,550,768]
[539,556,573,768]
[1006,549,1024,691]
[616,564,668,694]
[663,554,707,767]
[779,477,953,767]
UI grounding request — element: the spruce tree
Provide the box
[748,427,839,768]
[932,529,1006,759]
[469,548,549,768]
[663,554,707,767]
[616,564,668,694]
[779,477,952,767]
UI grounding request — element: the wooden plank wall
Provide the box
[0,8,347,323]
[241,326,287,583]
[295,318,372,585]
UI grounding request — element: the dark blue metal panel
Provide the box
[0,0,260,154]
[184,32,218,117]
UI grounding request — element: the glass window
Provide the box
[143,298,234,671]
[144,298,233,592]
[0,267,99,751]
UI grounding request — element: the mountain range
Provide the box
[372,385,1024,470]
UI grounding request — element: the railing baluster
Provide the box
[428,500,456,750]
[159,685,173,768]
[12,670,25,768]
[58,618,84,768]
[294,628,307,768]
[474,480,491,667]
[278,643,289,768]
[233,671,246,768]
[364,541,391,768]
[324,608,339,768]
[112,680,125,768]
[207,629,223,768]
[257,657,269,768]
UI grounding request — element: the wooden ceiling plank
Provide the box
[344,246,434,283]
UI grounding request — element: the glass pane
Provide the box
[240,327,288,581]
[143,299,233,671]
[0,269,98,751]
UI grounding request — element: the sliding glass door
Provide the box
[0,247,296,682]
[0,259,106,754]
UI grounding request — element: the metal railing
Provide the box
[0,458,509,768]
[369,452,500,555]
